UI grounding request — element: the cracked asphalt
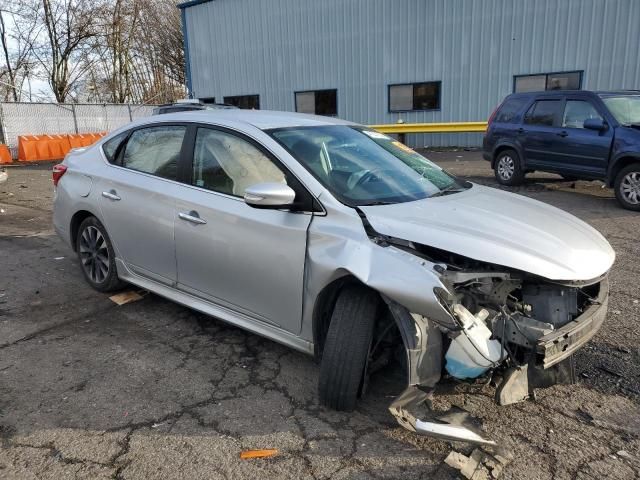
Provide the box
[1,152,639,479]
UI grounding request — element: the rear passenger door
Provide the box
[520,98,565,168]
[98,124,188,285]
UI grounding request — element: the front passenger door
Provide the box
[174,126,313,334]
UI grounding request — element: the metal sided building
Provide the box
[179,0,640,147]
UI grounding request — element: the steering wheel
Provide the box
[348,168,386,191]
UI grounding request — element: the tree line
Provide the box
[0,0,185,104]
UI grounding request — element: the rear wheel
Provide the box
[76,216,125,292]
[614,163,640,211]
[318,285,379,411]
[494,149,525,186]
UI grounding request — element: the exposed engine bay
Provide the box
[365,230,610,446]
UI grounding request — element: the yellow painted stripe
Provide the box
[369,121,488,134]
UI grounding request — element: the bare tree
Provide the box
[0,5,38,101]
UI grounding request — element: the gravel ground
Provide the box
[0,153,639,479]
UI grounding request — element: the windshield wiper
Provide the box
[430,185,467,197]
[358,200,396,206]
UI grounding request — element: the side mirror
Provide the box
[244,182,296,209]
[583,118,607,131]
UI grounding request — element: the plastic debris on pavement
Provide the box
[445,448,512,479]
[240,449,278,459]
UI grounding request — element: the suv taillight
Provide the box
[52,164,67,186]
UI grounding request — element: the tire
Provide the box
[318,285,380,411]
[76,216,125,292]
[614,163,640,211]
[494,149,525,186]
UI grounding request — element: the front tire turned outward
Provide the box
[494,149,525,186]
[76,216,125,292]
[318,285,380,411]
[614,163,640,211]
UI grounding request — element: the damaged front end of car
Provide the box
[376,237,610,446]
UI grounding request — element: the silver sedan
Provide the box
[53,110,614,445]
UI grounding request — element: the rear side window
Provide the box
[494,97,528,123]
[122,125,186,180]
[102,132,128,164]
[524,100,562,126]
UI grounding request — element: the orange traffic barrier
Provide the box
[18,132,107,162]
[0,144,11,164]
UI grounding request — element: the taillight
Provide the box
[487,105,500,127]
[52,164,67,186]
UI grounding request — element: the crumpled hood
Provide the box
[360,184,615,281]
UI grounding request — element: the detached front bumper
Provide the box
[536,277,609,369]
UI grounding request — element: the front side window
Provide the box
[389,82,441,111]
[602,96,640,126]
[269,126,466,206]
[562,100,603,129]
[102,131,128,164]
[223,95,260,110]
[192,128,286,197]
[295,89,337,116]
[122,125,186,180]
[524,100,562,127]
[514,71,582,93]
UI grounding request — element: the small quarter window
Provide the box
[389,82,441,112]
[192,128,286,197]
[295,89,337,116]
[494,97,529,123]
[102,131,128,164]
[122,125,186,180]
[524,100,562,127]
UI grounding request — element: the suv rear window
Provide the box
[524,100,562,126]
[494,97,528,123]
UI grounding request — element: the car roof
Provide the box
[509,89,640,98]
[140,109,357,130]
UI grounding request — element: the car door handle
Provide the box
[557,131,568,137]
[179,211,207,225]
[517,128,525,134]
[101,190,121,201]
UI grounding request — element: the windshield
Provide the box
[269,126,467,206]
[602,96,640,125]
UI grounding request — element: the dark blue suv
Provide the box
[483,90,640,210]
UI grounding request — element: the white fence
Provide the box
[0,102,156,157]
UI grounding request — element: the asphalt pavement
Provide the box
[0,151,639,479]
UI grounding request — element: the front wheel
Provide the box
[494,149,525,186]
[76,216,125,292]
[614,163,640,211]
[318,285,379,411]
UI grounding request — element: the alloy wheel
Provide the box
[620,171,640,205]
[79,225,109,284]
[497,156,515,180]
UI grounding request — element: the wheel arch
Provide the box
[492,142,523,169]
[70,209,100,252]
[607,154,640,187]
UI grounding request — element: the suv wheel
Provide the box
[614,163,640,211]
[494,149,525,186]
[318,285,379,411]
[76,216,125,292]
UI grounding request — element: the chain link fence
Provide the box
[0,102,156,158]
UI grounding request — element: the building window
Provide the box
[295,89,337,116]
[514,71,582,93]
[223,95,260,109]
[199,97,216,104]
[389,82,441,112]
